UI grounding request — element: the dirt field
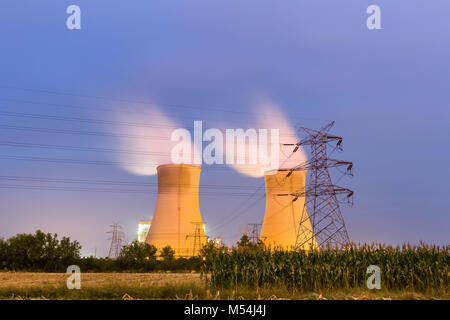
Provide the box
[0,272,446,300]
[0,272,202,289]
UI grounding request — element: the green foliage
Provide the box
[77,244,202,272]
[0,231,204,272]
[0,238,7,269]
[116,241,157,271]
[76,243,202,272]
[1,230,81,272]
[199,239,228,271]
[160,246,176,261]
[236,234,252,248]
[203,243,450,292]
[236,234,265,253]
[77,257,117,272]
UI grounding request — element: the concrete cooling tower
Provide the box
[145,164,206,257]
[259,169,318,250]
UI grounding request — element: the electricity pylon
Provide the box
[107,222,125,259]
[280,121,354,249]
[186,222,207,256]
[248,223,262,244]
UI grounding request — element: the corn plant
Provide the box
[202,243,449,292]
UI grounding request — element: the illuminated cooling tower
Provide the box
[259,169,317,250]
[145,164,206,257]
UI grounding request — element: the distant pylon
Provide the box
[107,222,125,259]
[185,222,207,256]
[280,121,354,249]
[248,223,262,244]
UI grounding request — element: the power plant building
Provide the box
[137,221,151,243]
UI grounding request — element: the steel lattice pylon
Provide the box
[280,121,354,249]
[107,222,125,259]
[248,223,262,244]
[186,222,207,256]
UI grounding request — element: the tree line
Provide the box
[0,230,235,272]
[0,230,81,272]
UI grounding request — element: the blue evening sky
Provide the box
[0,1,449,256]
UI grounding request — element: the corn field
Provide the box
[203,243,449,292]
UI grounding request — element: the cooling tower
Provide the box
[145,164,206,257]
[259,169,317,250]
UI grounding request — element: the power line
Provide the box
[0,154,282,173]
[207,194,266,234]
[0,109,300,138]
[0,85,331,123]
[0,98,312,128]
[0,140,286,161]
[206,144,301,233]
[0,175,282,191]
[0,124,170,140]
[0,154,156,167]
[0,140,169,156]
[0,184,266,196]
[0,110,180,129]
